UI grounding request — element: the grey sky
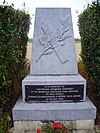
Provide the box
[0,0,93,38]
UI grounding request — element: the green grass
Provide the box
[75,39,81,43]
[28,38,33,43]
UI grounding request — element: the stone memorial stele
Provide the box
[22,8,86,103]
[13,8,96,126]
[30,8,78,75]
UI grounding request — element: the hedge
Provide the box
[78,1,100,93]
[0,5,30,113]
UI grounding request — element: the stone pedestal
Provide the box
[13,97,96,121]
[12,97,96,132]
[22,74,86,102]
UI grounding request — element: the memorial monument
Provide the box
[13,8,96,132]
[22,8,86,103]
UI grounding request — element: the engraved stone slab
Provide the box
[30,8,78,75]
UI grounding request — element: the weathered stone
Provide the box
[75,120,94,129]
[62,120,94,130]
[12,120,95,133]
[72,130,95,133]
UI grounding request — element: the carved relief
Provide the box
[36,16,72,63]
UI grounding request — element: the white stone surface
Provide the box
[13,120,94,131]
[75,120,94,129]
[30,8,78,75]
[72,130,95,133]
[62,120,94,130]
[22,74,86,102]
[13,97,96,121]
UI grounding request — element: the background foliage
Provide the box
[0,4,30,132]
[78,1,100,93]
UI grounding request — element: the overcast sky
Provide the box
[0,0,93,38]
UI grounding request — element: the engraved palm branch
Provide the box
[36,16,72,62]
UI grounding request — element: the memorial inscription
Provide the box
[25,85,84,102]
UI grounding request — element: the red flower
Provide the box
[66,128,68,133]
[36,128,41,133]
[53,122,62,129]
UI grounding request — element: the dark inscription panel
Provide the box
[25,85,84,102]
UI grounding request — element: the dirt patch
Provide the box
[27,43,32,61]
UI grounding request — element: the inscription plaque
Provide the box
[25,85,84,102]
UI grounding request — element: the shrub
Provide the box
[0,108,12,133]
[78,60,96,94]
[78,60,88,79]
[78,1,100,93]
[0,4,30,131]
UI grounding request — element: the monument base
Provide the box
[13,97,96,121]
[12,97,96,132]
[12,120,95,133]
